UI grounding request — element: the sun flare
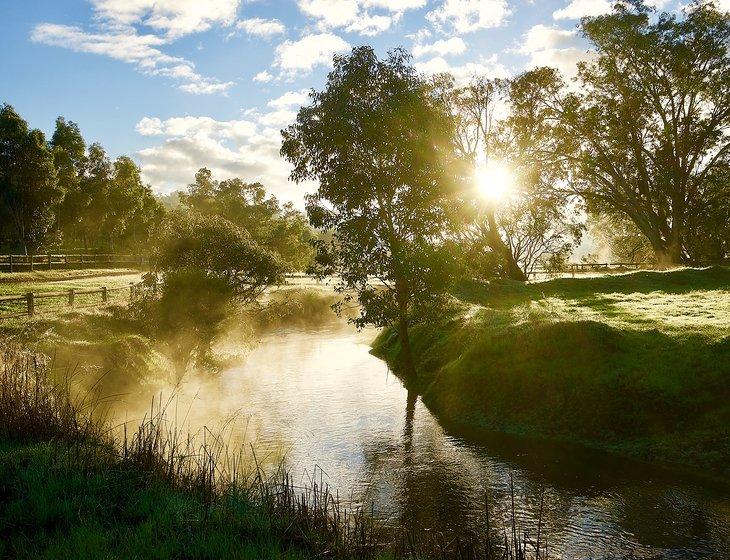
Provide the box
[475,161,515,202]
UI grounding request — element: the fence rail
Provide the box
[0,253,147,273]
[0,281,156,321]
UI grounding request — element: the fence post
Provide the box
[26,292,34,317]
[102,286,108,303]
[29,253,34,272]
[47,253,52,271]
[68,288,75,307]
[8,254,12,273]
[129,283,135,301]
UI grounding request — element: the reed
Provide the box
[0,343,551,560]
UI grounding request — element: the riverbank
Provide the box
[372,267,730,478]
[1,326,542,559]
[0,345,379,560]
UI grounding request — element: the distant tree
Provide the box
[527,2,730,266]
[588,213,655,263]
[50,117,87,241]
[440,73,582,280]
[181,168,314,271]
[683,163,730,262]
[158,191,182,210]
[494,71,584,276]
[0,104,60,254]
[281,47,465,377]
[146,211,285,375]
[76,142,112,249]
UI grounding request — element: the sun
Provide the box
[475,161,515,202]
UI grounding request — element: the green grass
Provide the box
[0,441,312,560]
[372,267,730,477]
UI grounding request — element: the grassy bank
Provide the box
[373,267,730,477]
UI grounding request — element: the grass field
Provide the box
[373,267,730,477]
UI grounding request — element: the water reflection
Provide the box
[122,324,730,559]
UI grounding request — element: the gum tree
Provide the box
[526,2,730,265]
[281,47,465,378]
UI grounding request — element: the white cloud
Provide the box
[296,0,426,36]
[253,70,274,83]
[273,33,350,79]
[91,0,241,39]
[136,116,257,140]
[135,112,311,203]
[31,0,241,94]
[517,24,592,79]
[413,37,467,58]
[267,90,311,109]
[235,17,286,38]
[30,23,234,94]
[414,54,511,84]
[427,0,511,34]
[553,0,671,20]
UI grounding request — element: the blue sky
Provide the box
[1,0,690,204]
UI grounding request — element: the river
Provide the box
[124,322,729,559]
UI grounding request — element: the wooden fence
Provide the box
[0,281,156,321]
[527,261,656,278]
[0,254,147,273]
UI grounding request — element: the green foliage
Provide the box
[181,168,315,271]
[143,211,286,374]
[516,2,730,265]
[0,105,164,253]
[0,104,61,254]
[281,47,465,374]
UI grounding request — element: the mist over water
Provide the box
[80,317,728,560]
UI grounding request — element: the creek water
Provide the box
[139,323,729,559]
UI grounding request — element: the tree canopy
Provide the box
[282,46,465,376]
[181,168,314,271]
[518,2,730,265]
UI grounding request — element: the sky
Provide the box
[0,0,715,206]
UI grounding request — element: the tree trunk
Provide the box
[486,209,527,281]
[654,243,683,268]
[397,312,417,379]
[394,275,417,379]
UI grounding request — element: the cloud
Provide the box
[427,0,511,34]
[235,18,286,38]
[553,0,671,20]
[517,24,592,79]
[272,33,350,79]
[30,23,234,94]
[135,112,312,203]
[253,70,275,83]
[296,0,427,36]
[267,90,311,109]
[31,0,240,94]
[414,54,511,84]
[90,0,241,39]
[412,37,467,58]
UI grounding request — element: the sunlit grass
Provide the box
[374,266,730,475]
